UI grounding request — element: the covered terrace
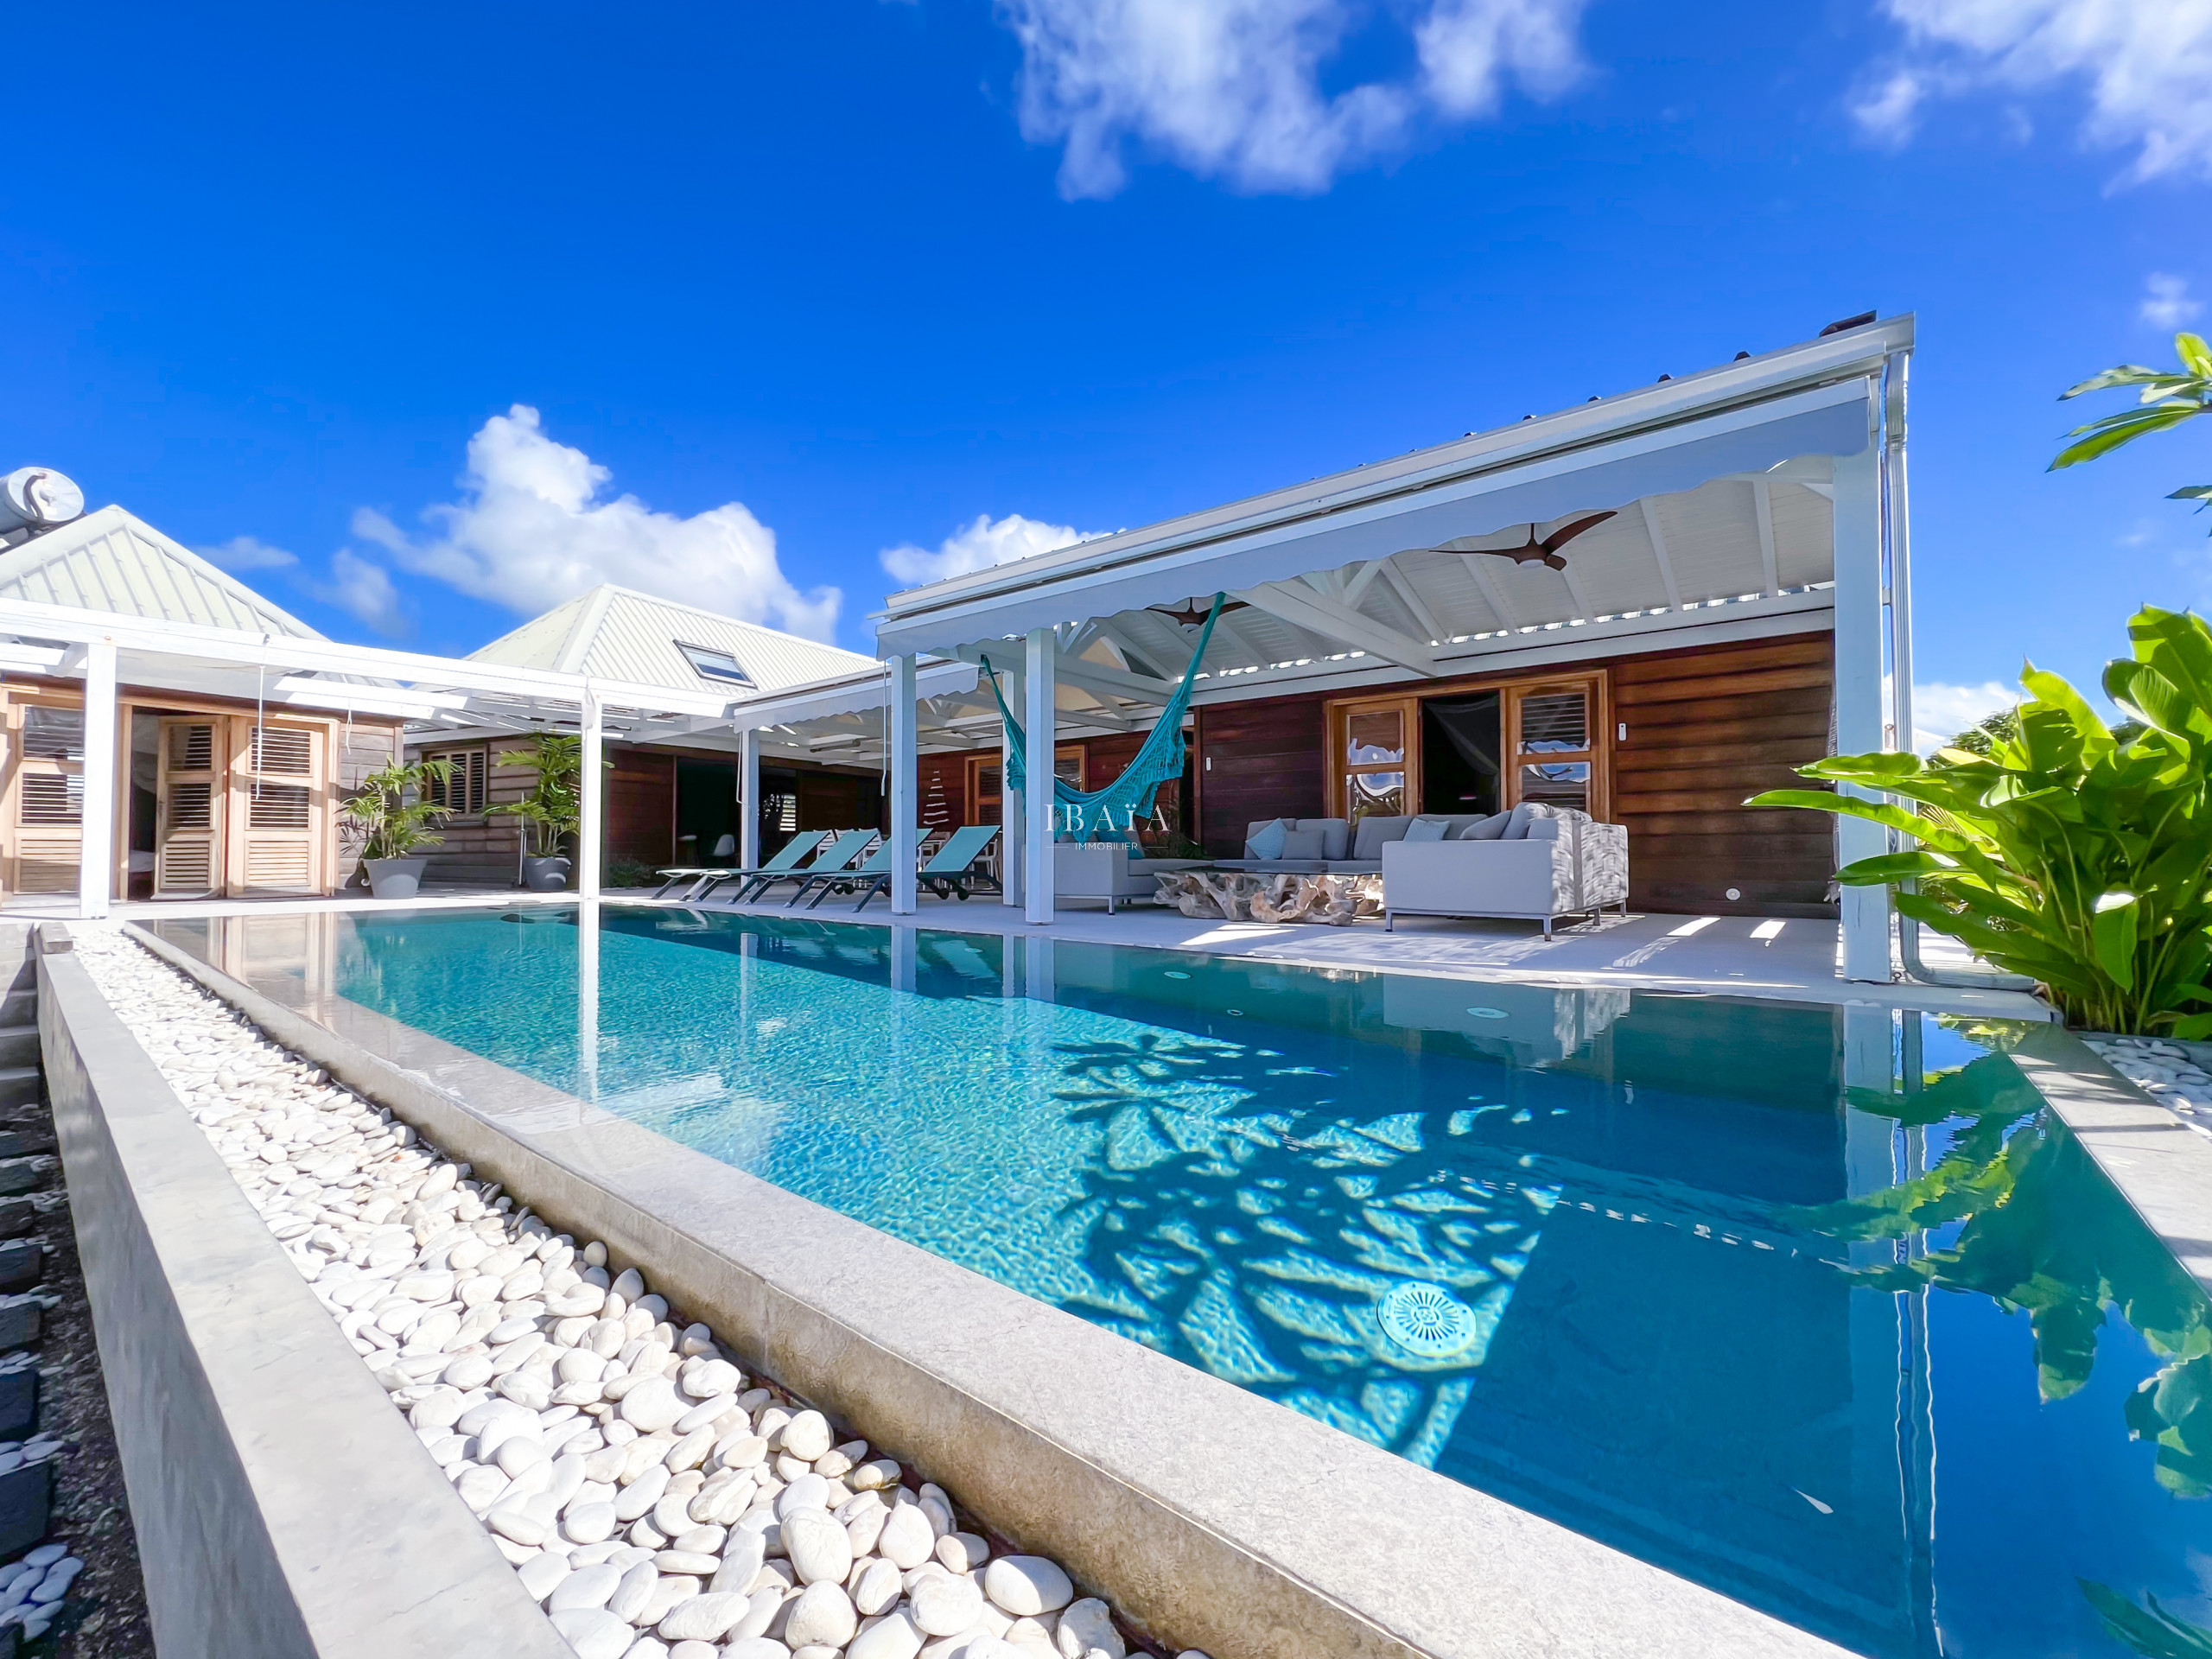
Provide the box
[780,315,1917,981]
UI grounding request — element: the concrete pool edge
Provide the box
[2007,1027,2212,1306]
[124,917,1854,1659]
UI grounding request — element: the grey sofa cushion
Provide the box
[1246,818,1291,859]
[1279,828,1326,860]
[1212,858,1330,874]
[1300,818,1351,861]
[1459,811,1511,841]
[1403,817,1452,843]
[1351,815,1414,861]
[1502,802,1558,839]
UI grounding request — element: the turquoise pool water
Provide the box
[171,905,2212,1657]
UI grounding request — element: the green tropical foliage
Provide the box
[487,732,584,856]
[1947,706,2019,756]
[2080,1580,2212,1657]
[2051,332,2212,530]
[340,757,455,861]
[1751,606,2212,1036]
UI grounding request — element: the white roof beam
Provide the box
[1751,478,1780,597]
[1460,557,1520,632]
[1235,581,1439,677]
[1377,563,1446,645]
[1637,499,1684,608]
[1340,560,1387,611]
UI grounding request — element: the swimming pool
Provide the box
[162,904,2212,1658]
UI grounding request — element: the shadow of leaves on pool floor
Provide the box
[1042,1031,1556,1465]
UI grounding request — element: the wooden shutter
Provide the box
[155,718,225,898]
[8,701,86,896]
[1504,675,1607,819]
[229,719,327,894]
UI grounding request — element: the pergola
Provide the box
[855,315,1917,979]
[0,597,734,918]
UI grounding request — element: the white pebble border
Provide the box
[2081,1034,2212,1132]
[73,928,1208,1659]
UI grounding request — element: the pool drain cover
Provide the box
[1379,1282,1478,1357]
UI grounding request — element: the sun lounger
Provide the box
[653,830,826,900]
[788,830,923,911]
[729,830,875,904]
[846,823,1001,910]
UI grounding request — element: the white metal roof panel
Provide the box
[0,506,322,639]
[470,585,874,695]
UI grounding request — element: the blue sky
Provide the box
[3,0,2207,744]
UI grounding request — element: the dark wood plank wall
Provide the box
[1193,692,1332,855]
[1612,632,1835,918]
[918,753,967,830]
[607,749,677,866]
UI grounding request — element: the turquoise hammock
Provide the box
[981,594,1227,842]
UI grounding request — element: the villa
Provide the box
[11,313,2211,1659]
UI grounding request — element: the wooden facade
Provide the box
[0,677,404,904]
[1189,631,1836,917]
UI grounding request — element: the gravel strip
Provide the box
[2080,1033,2212,1130]
[73,926,1205,1659]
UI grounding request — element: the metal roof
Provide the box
[470,584,874,696]
[874,315,1910,665]
[0,505,323,639]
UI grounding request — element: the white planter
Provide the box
[364,856,429,900]
[521,855,572,893]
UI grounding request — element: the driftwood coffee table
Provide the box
[1151,868,1382,926]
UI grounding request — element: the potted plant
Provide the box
[488,732,583,891]
[342,757,455,899]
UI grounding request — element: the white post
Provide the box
[78,639,117,920]
[738,726,760,872]
[1833,435,1892,982]
[579,684,604,900]
[890,656,918,914]
[577,899,601,1104]
[1024,628,1055,925]
[999,664,1023,907]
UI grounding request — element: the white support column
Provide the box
[579,684,604,900]
[889,655,918,915]
[1024,627,1055,925]
[999,666,1023,907]
[738,726,760,872]
[577,898,601,1103]
[1833,436,1892,982]
[78,639,117,920]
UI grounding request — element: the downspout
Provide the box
[1883,346,2037,992]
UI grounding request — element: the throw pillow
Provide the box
[1245,818,1290,860]
[1278,829,1325,860]
[1403,817,1452,843]
[1503,802,1556,840]
[1459,811,1510,841]
[1351,815,1414,861]
[1306,818,1351,861]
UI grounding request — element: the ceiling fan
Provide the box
[1406,509,1618,572]
[1149,597,1250,627]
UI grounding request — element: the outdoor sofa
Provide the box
[1381,805,1628,937]
[1052,843,1211,913]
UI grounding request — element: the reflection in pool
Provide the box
[157,904,2212,1659]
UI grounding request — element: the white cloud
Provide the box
[1862,0,2212,181]
[2143,272,2204,328]
[880,512,1104,588]
[198,535,298,573]
[356,405,841,641]
[1912,679,2018,754]
[315,550,407,637]
[996,0,1586,199]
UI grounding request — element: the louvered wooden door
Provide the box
[155,718,225,898]
[227,720,327,895]
[6,701,86,897]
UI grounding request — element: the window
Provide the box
[676,643,756,688]
[423,747,489,816]
[1330,696,1420,823]
[1329,672,1606,822]
[22,708,84,762]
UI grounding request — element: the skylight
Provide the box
[676,642,755,687]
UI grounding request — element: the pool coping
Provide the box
[122,916,1856,1659]
[2005,1026,2212,1306]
